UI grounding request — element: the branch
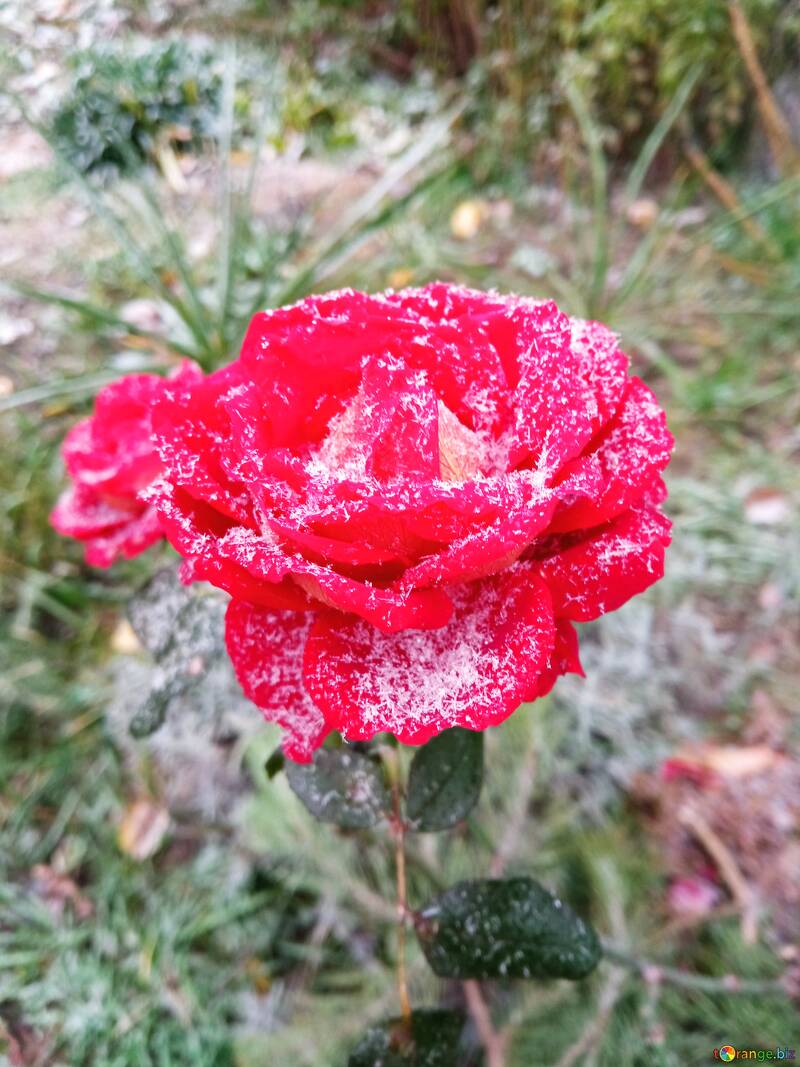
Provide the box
[463,980,508,1067]
[602,943,788,997]
[554,964,627,1067]
[678,802,759,944]
[386,747,412,1025]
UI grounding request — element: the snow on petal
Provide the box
[303,570,556,745]
[548,377,674,532]
[538,504,672,622]
[225,599,328,762]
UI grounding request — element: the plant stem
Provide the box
[601,943,788,997]
[386,748,412,1025]
[464,980,507,1067]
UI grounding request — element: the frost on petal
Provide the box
[225,599,327,762]
[308,353,440,482]
[504,300,597,471]
[385,284,513,436]
[151,481,452,632]
[51,485,163,567]
[51,484,139,539]
[82,506,163,568]
[152,366,255,525]
[549,377,674,532]
[303,570,556,746]
[538,504,672,622]
[570,318,629,435]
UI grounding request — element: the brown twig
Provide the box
[463,980,508,1067]
[678,802,760,944]
[554,965,627,1067]
[490,725,538,877]
[728,0,800,176]
[602,943,787,997]
[386,748,412,1025]
[684,141,776,253]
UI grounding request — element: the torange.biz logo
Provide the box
[713,1048,796,1061]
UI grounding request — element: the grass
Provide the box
[2,28,800,1067]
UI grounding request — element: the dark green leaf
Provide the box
[264,748,285,779]
[405,728,483,831]
[285,748,390,829]
[415,878,602,981]
[348,1010,465,1067]
[124,570,227,738]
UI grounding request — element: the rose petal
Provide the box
[51,484,140,539]
[83,506,163,568]
[152,366,255,524]
[151,481,453,632]
[525,618,583,700]
[538,504,672,621]
[303,569,556,745]
[548,377,673,532]
[225,599,328,762]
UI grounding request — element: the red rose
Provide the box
[51,362,202,567]
[148,285,673,761]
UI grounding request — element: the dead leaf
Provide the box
[701,744,781,778]
[110,618,142,655]
[450,199,486,240]
[30,864,93,921]
[626,197,659,229]
[744,487,791,525]
[118,799,170,861]
[387,267,414,288]
[0,1013,52,1067]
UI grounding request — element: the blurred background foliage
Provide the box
[1,0,799,1063]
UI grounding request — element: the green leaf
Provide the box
[405,728,483,831]
[348,1010,465,1067]
[415,878,602,981]
[264,748,285,780]
[285,748,390,829]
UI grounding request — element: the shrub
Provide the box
[50,41,222,179]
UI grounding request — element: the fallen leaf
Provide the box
[110,618,142,655]
[30,864,94,921]
[450,199,486,240]
[387,267,414,288]
[626,197,659,229]
[744,487,790,525]
[118,799,170,861]
[701,744,781,778]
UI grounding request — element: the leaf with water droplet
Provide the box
[348,1009,465,1067]
[405,728,483,831]
[286,748,390,829]
[415,877,601,981]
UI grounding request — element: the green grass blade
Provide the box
[623,64,702,208]
[9,282,198,358]
[215,39,238,356]
[564,81,609,317]
[274,101,465,305]
[0,368,155,414]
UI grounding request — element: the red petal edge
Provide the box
[303,569,556,747]
[539,504,672,622]
[225,599,328,763]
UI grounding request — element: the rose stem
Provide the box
[386,746,412,1025]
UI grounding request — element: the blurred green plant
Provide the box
[5,58,464,383]
[238,0,798,166]
[50,41,224,181]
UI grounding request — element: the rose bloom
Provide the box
[141,285,673,761]
[51,362,201,567]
